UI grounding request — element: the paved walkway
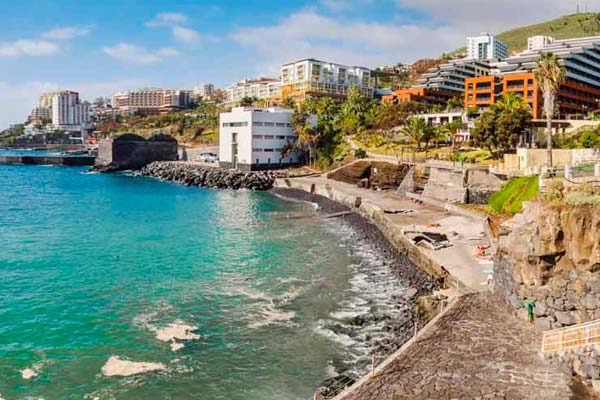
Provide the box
[278,175,492,291]
[337,293,584,400]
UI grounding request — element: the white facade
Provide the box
[280,58,373,97]
[224,78,281,108]
[51,92,90,132]
[219,107,301,170]
[194,83,215,98]
[112,88,193,114]
[527,35,554,51]
[466,34,508,60]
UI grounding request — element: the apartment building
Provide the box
[219,107,305,171]
[466,33,508,60]
[29,106,52,124]
[112,88,193,115]
[280,58,373,101]
[465,35,600,118]
[528,35,554,51]
[223,78,281,108]
[194,83,215,99]
[383,58,491,106]
[51,91,91,132]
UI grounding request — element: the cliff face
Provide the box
[495,201,600,330]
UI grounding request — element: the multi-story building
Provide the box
[194,83,215,99]
[219,107,305,171]
[383,58,491,106]
[528,35,554,51]
[51,91,91,132]
[280,58,373,101]
[466,33,508,60]
[464,35,600,118]
[223,78,281,108]
[29,106,52,124]
[112,88,194,115]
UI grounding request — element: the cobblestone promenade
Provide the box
[341,293,591,400]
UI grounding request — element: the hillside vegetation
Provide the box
[488,176,539,216]
[454,13,600,54]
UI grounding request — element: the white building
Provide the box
[219,107,304,171]
[527,35,554,51]
[29,106,52,123]
[466,34,508,60]
[51,91,90,132]
[280,58,373,99]
[194,83,215,99]
[416,111,471,142]
[112,88,193,115]
[224,78,281,108]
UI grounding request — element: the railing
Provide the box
[541,319,600,353]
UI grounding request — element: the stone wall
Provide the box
[422,164,503,204]
[494,201,600,330]
[94,133,178,172]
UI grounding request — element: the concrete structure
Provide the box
[112,88,193,115]
[467,35,600,118]
[194,83,215,99]
[500,147,600,175]
[383,59,491,106]
[94,133,178,172]
[528,35,554,51]
[280,58,373,101]
[51,91,91,133]
[223,78,281,108]
[219,107,303,171]
[466,33,508,60]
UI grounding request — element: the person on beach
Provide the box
[438,266,449,289]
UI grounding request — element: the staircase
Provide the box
[542,319,600,353]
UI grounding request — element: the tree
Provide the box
[281,96,296,110]
[534,52,566,168]
[471,93,532,157]
[400,117,430,151]
[446,97,464,111]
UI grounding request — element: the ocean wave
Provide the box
[101,356,165,377]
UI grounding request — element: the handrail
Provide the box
[541,319,600,353]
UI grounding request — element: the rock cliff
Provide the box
[495,200,600,330]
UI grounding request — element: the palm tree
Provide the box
[534,52,566,168]
[400,117,429,151]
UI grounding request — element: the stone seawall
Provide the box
[134,161,276,190]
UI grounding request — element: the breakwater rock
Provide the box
[134,161,277,190]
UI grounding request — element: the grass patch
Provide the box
[488,176,539,216]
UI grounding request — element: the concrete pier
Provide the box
[0,155,95,166]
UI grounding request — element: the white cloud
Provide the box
[232,10,461,74]
[320,0,374,12]
[102,43,180,64]
[395,0,600,35]
[0,39,59,57]
[172,26,202,43]
[146,12,188,27]
[42,26,90,40]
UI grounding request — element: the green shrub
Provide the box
[578,130,600,148]
[354,148,367,159]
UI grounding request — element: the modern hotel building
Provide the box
[280,58,373,101]
[112,88,193,115]
[223,78,282,108]
[219,107,305,171]
[464,35,600,118]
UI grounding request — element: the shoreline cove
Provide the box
[270,187,437,396]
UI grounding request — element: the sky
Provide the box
[0,0,598,129]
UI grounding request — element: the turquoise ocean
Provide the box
[0,159,409,400]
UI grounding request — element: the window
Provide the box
[253,135,264,139]
[252,148,262,152]
[264,135,275,139]
[297,64,305,81]
[275,122,286,127]
[223,121,248,127]
[264,148,274,152]
[264,122,275,127]
[277,136,286,139]
[253,121,264,126]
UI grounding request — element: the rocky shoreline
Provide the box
[133,161,277,190]
[271,188,437,398]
